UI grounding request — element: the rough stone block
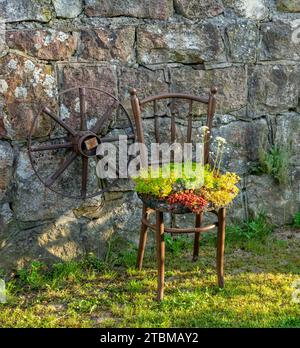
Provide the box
[174,0,224,19]
[6,30,77,61]
[170,65,248,114]
[0,54,57,140]
[137,23,226,65]
[0,0,53,23]
[0,141,14,202]
[246,174,298,225]
[211,118,269,174]
[79,27,135,64]
[259,21,300,61]
[275,112,300,166]
[85,0,173,20]
[53,0,82,18]
[58,63,117,132]
[223,0,269,20]
[226,20,258,63]
[0,203,13,234]
[0,218,86,271]
[0,192,141,271]
[12,150,77,223]
[248,64,299,116]
[277,0,300,12]
[118,66,169,118]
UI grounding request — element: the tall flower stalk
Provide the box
[198,125,210,158]
[213,136,226,176]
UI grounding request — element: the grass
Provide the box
[0,216,299,328]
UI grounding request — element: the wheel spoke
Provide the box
[43,106,76,136]
[81,157,88,199]
[92,101,118,134]
[79,87,87,131]
[100,134,135,143]
[30,142,73,152]
[45,152,77,188]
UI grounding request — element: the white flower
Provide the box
[198,126,209,137]
[216,136,227,145]
[200,126,209,133]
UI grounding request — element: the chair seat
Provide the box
[137,193,217,214]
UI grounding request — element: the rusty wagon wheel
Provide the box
[28,86,135,199]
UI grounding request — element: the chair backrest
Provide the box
[130,87,217,167]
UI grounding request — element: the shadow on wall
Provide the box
[0,146,142,272]
[0,188,143,273]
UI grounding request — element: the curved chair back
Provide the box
[130,88,217,167]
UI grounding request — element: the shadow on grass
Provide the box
[0,215,299,328]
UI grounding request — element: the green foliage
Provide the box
[134,175,173,197]
[82,253,106,272]
[133,162,240,209]
[226,214,274,242]
[50,261,85,287]
[17,260,90,290]
[293,212,300,228]
[68,298,99,314]
[103,235,138,269]
[111,247,137,268]
[201,214,274,246]
[133,162,203,197]
[164,235,192,256]
[17,261,47,289]
[258,142,291,185]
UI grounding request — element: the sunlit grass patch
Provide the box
[0,217,299,328]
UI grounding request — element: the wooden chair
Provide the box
[130,87,225,301]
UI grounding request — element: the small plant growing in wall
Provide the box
[257,135,292,185]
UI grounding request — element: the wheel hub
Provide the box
[73,131,101,158]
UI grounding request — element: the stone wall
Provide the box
[0,0,300,271]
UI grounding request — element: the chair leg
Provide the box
[156,210,165,301]
[137,203,149,271]
[217,207,226,288]
[193,212,203,261]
